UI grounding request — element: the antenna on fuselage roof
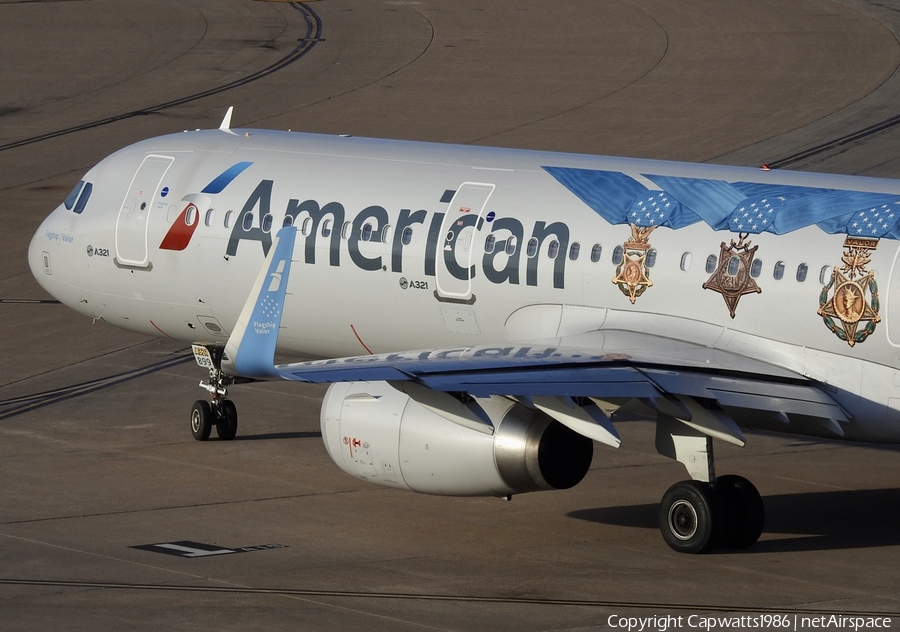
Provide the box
[218,106,237,135]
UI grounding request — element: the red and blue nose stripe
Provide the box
[159,162,253,251]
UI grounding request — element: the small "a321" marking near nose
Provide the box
[399,277,429,290]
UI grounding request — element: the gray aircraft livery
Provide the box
[29,109,900,552]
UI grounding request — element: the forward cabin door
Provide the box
[115,154,174,268]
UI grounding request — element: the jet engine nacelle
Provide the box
[320,381,593,497]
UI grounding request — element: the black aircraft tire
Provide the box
[190,400,213,441]
[717,474,765,549]
[659,480,723,554]
[215,400,238,440]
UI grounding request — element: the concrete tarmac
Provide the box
[1,1,900,630]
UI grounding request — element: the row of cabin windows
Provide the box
[194,209,411,244]
[701,254,821,283]
[61,187,839,290]
[191,209,826,283]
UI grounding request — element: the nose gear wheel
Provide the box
[190,343,241,441]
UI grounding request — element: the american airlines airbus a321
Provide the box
[28,108,900,553]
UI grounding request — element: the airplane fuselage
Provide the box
[29,129,900,443]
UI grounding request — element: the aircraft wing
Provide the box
[220,227,850,446]
[273,332,846,431]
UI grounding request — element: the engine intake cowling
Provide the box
[320,381,593,497]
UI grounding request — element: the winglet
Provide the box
[218,106,236,135]
[222,227,297,378]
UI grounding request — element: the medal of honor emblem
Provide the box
[818,237,881,347]
[702,233,762,318]
[612,225,656,303]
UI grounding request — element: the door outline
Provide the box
[885,242,900,347]
[435,182,495,300]
[115,154,174,268]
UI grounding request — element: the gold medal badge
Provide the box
[817,237,881,347]
[612,225,656,303]
[702,233,762,318]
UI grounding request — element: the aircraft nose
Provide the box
[28,209,68,297]
[28,220,51,281]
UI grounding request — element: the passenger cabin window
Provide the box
[569,242,580,261]
[184,204,197,226]
[484,234,496,253]
[402,226,414,246]
[750,259,762,278]
[381,225,392,243]
[505,236,518,255]
[282,215,293,228]
[224,211,234,229]
[796,263,808,283]
[680,252,692,272]
[547,240,559,259]
[301,217,312,236]
[819,265,831,285]
[705,255,717,274]
[612,245,624,265]
[590,244,602,263]
[646,248,658,268]
[204,209,215,227]
[242,212,254,231]
[341,221,352,239]
[727,255,740,276]
[773,261,785,280]
[262,214,273,233]
[322,219,332,237]
[361,223,373,242]
[526,238,538,258]
[72,182,93,215]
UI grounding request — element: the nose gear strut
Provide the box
[190,343,248,441]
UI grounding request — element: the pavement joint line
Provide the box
[0,577,897,616]
[0,338,164,390]
[0,3,322,153]
[0,299,61,303]
[0,489,370,526]
[0,354,194,421]
[251,3,433,128]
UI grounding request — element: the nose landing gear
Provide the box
[190,344,241,441]
[190,398,238,441]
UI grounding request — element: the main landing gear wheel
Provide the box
[659,480,723,554]
[215,399,239,441]
[659,476,766,553]
[717,474,764,549]
[190,400,213,441]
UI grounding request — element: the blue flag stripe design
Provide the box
[543,166,900,239]
[643,175,743,229]
[542,167,647,226]
[201,161,254,194]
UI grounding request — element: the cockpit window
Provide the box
[72,182,93,214]
[64,181,85,210]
